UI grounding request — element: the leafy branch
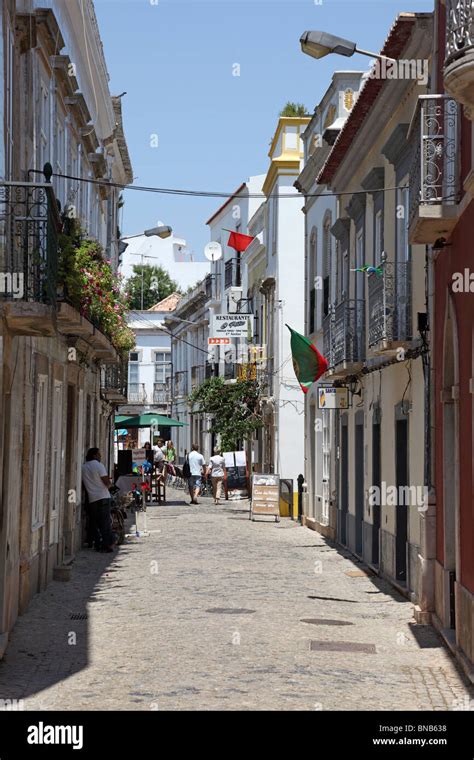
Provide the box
[188,376,263,452]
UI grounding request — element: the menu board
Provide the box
[223,451,248,494]
[251,474,280,522]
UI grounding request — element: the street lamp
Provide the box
[300,30,396,63]
[120,225,173,310]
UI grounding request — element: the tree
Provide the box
[125,264,181,310]
[279,101,309,117]
[188,376,263,452]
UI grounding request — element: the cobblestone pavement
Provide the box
[0,487,473,711]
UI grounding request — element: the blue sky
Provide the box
[95,0,432,260]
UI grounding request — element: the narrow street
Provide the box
[0,489,471,712]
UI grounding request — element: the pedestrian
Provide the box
[207,447,226,505]
[165,441,176,477]
[81,448,115,552]
[187,443,205,505]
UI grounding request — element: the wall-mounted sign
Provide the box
[251,473,280,522]
[208,337,231,345]
[317,386,349,410]
[211,314,254,339]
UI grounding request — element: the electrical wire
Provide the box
[29,168,409,201]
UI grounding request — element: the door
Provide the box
[340,419,348,545]
[322,411,330,524]
[395,418,408,583]
[372,419,381,566]
[355,421,364,556]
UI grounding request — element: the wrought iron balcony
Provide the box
[0,181,61,336]
[323,298,365,377]
[368,259,412,352]
[224,258,241,289]
[408,95,460,244]
[444,1,474,119]
[153,382,171,405]
[101,360,128,403]
[174,370,188,397]
[127,383,147,403]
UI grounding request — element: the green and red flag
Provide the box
[286,325,328,394]
[227,230,255,253]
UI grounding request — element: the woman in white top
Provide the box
[207,447,226,504]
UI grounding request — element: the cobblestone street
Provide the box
[0,488,472,711]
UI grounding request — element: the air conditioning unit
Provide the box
[227,287,243,313]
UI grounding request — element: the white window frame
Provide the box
[32,375,49,530]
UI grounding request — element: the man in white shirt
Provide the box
[187,443,205,504]
[82,448,115,552]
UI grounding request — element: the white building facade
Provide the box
[295,72,365,536]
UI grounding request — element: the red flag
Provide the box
[227,231,255,252]
[286,324,328,393]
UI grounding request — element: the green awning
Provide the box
[114,413,186,429]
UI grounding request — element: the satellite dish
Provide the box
[204,242,223,262]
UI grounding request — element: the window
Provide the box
[54,117,66,203]
[39,81,50,172]
[5,19,13,178]
[32,375,48,529]
[154,352,171,383]
[396,186,409,264]
[130,351,139,362]
[309,230,317,333]
[374,209,383,265]
[322,217,331,318]
[355,228,364,302]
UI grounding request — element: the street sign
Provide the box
[208,337,231,345]
[211,313,254,339]
[250,474,280,522]
[317,386,349,410]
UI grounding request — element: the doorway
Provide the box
[340,416,348,545]
[395,416,408,584]
[372,412,381,566]
[355,414,364,556]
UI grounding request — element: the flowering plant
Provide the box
[58,220,135,354]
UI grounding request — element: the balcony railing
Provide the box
[368,260,412,349]
[174,370,188,397]
[127,383,147,403]
[323,298,365,373]
[224,259,241,289]
[153,382,171,405]
[408,95,459,243]
[0,182,60,305]
[445,0,474,66]
[101,360,128,402]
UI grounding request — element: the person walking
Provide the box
[187,443,205,504]
[165,441,177,477]
[82,448,115,552]
[207,447,226,504]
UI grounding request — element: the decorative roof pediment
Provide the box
[381,124,410,166]
[331,217,351,241]
[346,193,366,221]
[361,167,385,193]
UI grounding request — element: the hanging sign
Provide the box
[211,314,254,339]
[317,386,349,410]
[250,474,280,522]
[208,337,231,345]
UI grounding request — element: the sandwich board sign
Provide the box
[250,473,280,522]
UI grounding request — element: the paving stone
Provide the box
[0,487,472,711]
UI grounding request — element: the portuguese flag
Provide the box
[286,325,328,394]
